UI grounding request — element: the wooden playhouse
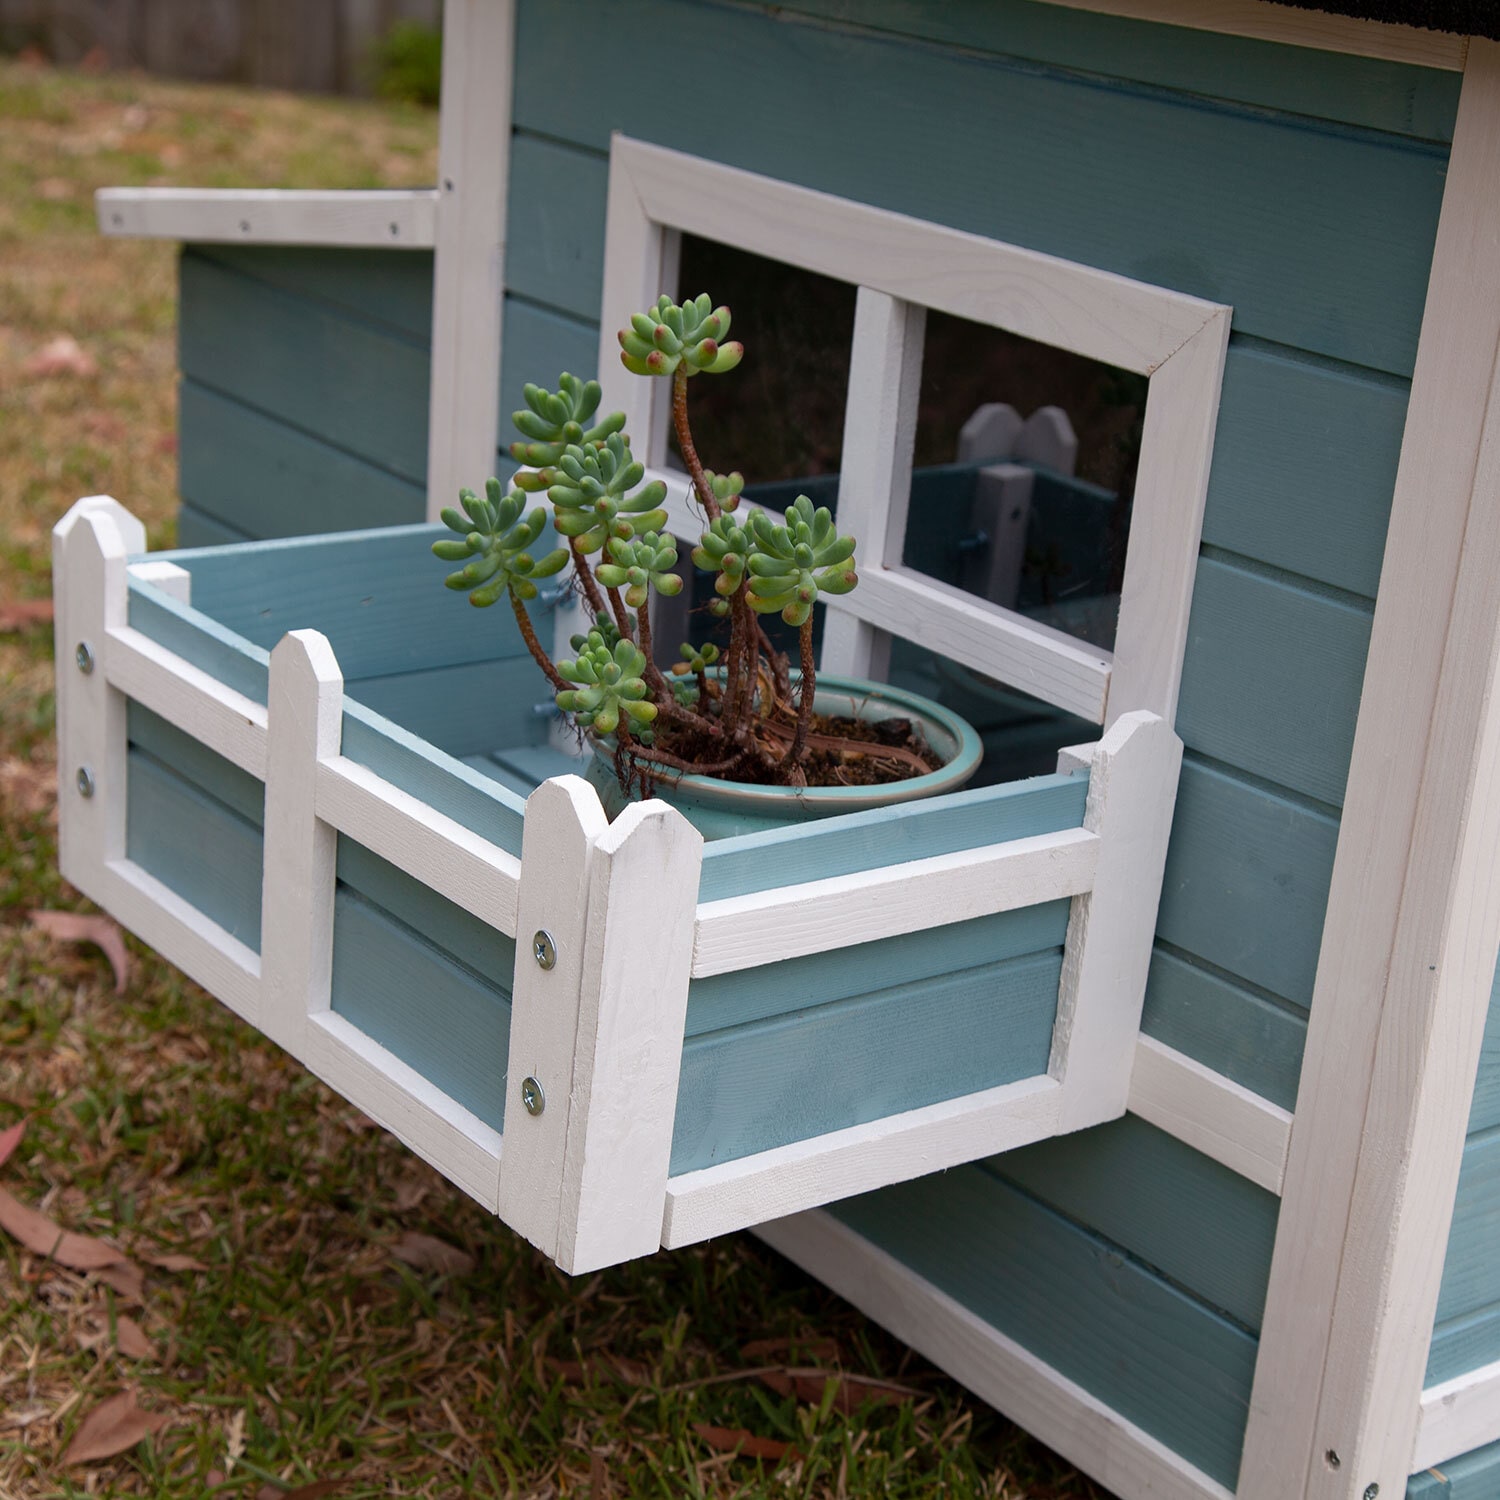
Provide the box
[57,1,1500,1496]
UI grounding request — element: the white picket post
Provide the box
[1051,709,1182,1130]
[52,497,146,898]
[260,631,344,1055]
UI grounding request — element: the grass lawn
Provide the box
[0,56,1107,1500]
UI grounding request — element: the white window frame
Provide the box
[597,134,1230,727]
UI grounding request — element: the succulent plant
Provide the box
[594,531,683,610]
[555,632,658,737]
[746,495,859,627]
[508,374,625,470]
[548,432,669,554]
[701,469,744,510]
[671,641,720,677]
[618,294,744,378]
[432,479,570,606]
[691,514,755,599]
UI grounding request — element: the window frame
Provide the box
[597,134,1230,726]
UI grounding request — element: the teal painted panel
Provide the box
[1141,947,1307,1111]
[686,901,1069,1037]
[698,769,1088,902]
[505,134,608,318]
[126,700,264,827]
[1158,758,1339,1009]
[127,577,270,705]
[990,1114,1278,1333]
[189,245,434,342]
[176,502,250,549]
[771,0,1461,142]
[179,380,425,541]
[348,655,548,759]
[163,524,532,681]
[1202,342,1408,601]
[462,752,543,798]
[1469,961,1500,1134]
[335,837,516,1008]
[671,947,1060,1173]
[513,0,1448,375]
[498,296,601,461]
[340,700,526,858]
[1435,1128,1500,1325]
[1409,1437,1500,1499]
[331,886,510,1131]
[832,1167,1257,1488]
[1428,1300,1500,1386]
[1176,557,1373,809]
[126,747,263,950]
[180,251,429,484]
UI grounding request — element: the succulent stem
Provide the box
[606,584,634,639]
[570,539,608,618]
[785,617,817,765]
[672,365,721,522]
[510,588,566,691]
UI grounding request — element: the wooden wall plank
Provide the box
[1175,557,1373,809]
[179,251,431,485]
[1435,1129,1500,1325]
[990,1113,1279,1332]
[1141,947,1308,1112]
[1468,964,1500,1133]
[504,133,608,319]
[347,655,548,758]
[187,245,435,342]
[127,580,270,705]
[329,885,511,1132]
[830,1166,1258,1490]
[179,381,425,542]
[763,0,1462,141]
[126,700,265,828]
[1408,1437,1500,1499]
[1157,758,1340,1009]
[176,503,251,549]
[513,0,1448,375]
[126,748,264,951]
[671,949,1060,1175]
[1203,343,1408,601]
[1430,1305,1500,1388]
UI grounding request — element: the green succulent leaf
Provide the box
[671,640,720,677]
[746,494,859,627]
[555,632,658,736]
[433,476,569,608]
[594,530,682,609]
[506,372,627,467]
[618,293,744,379]
[547,431,667,555]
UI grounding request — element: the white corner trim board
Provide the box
[598,135,1229,730]
[1412,1359,1500,1472]
[95,188,439,248]
[757,1209,1235,1500]
[1038,0,1466,69]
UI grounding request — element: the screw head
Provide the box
[76,766,95,798]
[520,1076,545,1116]
[75,641,94,674]
[1363,1486,1379,1500]
[1325,1450,1341,1471]
[532,930,557,970]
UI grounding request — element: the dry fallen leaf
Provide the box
[390,1231,474,1276]
[759,1366,921,1415]
[0,598,54,632]
[225,1408,247,1473]
[61,1390,170,1465]
[692,1422,800,1463]
[255,1481,347,1499]
[29,910,129,993]
[140,1250,209,1273]
[740,1335,841,1363]
[0,1119,24,1171]
[0,1185,130,1269]
[23,334,97,379]
[114,1316,157,1361]
[95,1260,146,1302]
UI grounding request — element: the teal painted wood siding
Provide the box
[1409,1436,1500,1498]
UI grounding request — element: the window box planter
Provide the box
[54,496,1180,1274]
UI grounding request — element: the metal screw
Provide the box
[76,766,95,798]
[1325,1450,1341,1471]
[1363,1486,1379,1500]
[521,1076,545,1116]
[532,930,557,970]
[75,641,94,675]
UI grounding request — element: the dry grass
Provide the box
[0,56,1108,1500]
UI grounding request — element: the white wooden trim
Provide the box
[1413,1360,1500,1472]
[102,624,268,778]
[601,137,1227,726]
[260,632,343,1055]
[662,1076,1062,1249]
[757,1209,1232,1500]
[97,857,260,1025]
[127,559,191,604]
[1052,711,1183,1129]
[305,1011,503,1213]
[95,188,439,248]
[314,756,521,938]
[819,287,923,681]
[426,0,514,521]
[555,798,702,1273]
[1035,0,1467,70]
[1128,1037,1292,1196]
[1240,40,1500,1500]
[691,826,1097,977]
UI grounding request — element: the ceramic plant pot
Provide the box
[584,673,984,839]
